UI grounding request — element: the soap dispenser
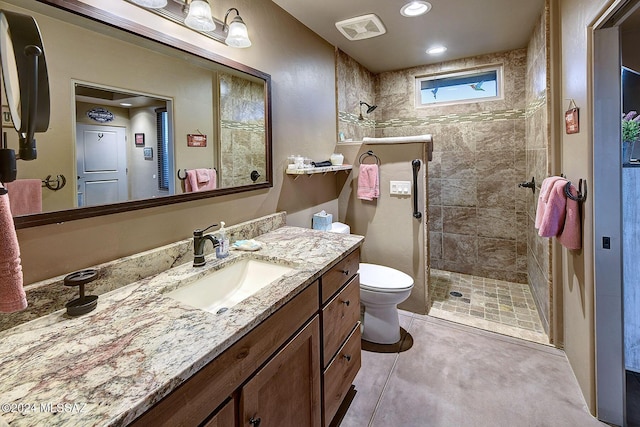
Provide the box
[216,221,230,258]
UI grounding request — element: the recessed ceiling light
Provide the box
[426,46,447,55]
[400,1,432,17]
[120,102,132,107]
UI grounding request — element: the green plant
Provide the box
[623,111,640,142]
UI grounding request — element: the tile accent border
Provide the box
[221,119,265,133]
[338,111,376,129]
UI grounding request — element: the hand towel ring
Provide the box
[564,179,587,202]
[358,150,380,165]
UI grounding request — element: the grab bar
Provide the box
[412,159,422,219]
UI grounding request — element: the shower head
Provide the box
[360,101,377,114]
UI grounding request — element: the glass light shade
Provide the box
[185,0,215,32]
[225,17,251,48]
[130,0,167,8]
[400,1,432,17]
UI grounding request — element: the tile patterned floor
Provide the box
[428,269,549,345]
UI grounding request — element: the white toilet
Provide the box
[358,263,414,344]
[329,222,415,345]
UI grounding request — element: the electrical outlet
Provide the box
[390,180,411,195]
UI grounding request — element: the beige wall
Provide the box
[375,50,528,285]
[14,0,339,284]
[556,0,611,413]
[335,52,428,314]
[336,143,429,314]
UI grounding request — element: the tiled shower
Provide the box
[336,2,552,342]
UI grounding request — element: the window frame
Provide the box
[414,64,504,108]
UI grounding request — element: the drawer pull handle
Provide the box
[343,354,352,362]
[249,417,261,426]
[341,269,349,276]
[341,299,350,306]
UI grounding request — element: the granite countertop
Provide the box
[0,226,363,427]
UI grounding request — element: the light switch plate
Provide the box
[390,180,411,195]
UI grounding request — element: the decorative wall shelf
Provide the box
[286,165,352,180]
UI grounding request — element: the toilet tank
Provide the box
[330,222,350,234]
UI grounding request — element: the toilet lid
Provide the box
[358,263,414,292]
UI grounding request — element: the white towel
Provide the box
[363,135,432,144]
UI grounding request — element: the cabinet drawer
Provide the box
[323,325,361,427]
[322,275,360,366]
[321,248,360,304]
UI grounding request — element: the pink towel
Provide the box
[185,169,217,192]
[558,183,582,250]
[0,191,27,313]
[535,176,565,229]
[5,179,42,216]
[538,179,567,238]
[357,164,379,201]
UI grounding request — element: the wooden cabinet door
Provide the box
[202,398,235,427]
[240,316,321,427]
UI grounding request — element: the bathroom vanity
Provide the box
[0,216,363,426]
[132,247,361,427]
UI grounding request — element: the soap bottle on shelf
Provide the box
[216,221,229,258]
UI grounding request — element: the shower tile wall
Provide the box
[336,49,376,141]
[525,5,552,335]
[219,72,266,188]
[374,50,529,284]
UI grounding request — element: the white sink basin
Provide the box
[166,258,294,313]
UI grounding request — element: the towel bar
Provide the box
[358,150,380,165]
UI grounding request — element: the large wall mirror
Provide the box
[0,0,272,228]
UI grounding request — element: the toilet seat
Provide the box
[359,263,414,293]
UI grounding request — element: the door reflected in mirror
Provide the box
[75,84,175,207]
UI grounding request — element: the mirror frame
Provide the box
[13,0,273,229]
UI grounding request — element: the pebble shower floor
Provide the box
[428,269,548,345]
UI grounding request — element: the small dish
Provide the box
[232,239,262,251]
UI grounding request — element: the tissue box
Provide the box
[312,211,333,231]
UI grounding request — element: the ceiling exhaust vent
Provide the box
[335,14,386,41]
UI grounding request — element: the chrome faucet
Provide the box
[193,223,220,267]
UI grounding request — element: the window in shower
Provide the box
[415,64,503,107]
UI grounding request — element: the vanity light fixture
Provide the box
[223,8,251,48]
[126,0,251,48]
[184,0,215,32]
[400,1,432,17]
[129,0,167,8]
